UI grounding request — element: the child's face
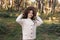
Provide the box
[28,10,33,18]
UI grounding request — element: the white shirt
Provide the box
[16,13,43,39]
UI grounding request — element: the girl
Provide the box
[16,6,43,40]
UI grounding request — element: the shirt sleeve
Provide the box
[35,15,43,27]
[16,13,24,26]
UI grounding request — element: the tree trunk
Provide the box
[51,0,56,20]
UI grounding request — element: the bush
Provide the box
[0,12,17,18]
[0,23,10,34]
[47,23,60,33]
[38,23,60,35]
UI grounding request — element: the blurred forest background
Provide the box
[0,0,60,40]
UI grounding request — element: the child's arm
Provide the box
[16,13,24,25]
[35,15,43,27]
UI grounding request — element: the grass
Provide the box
[0,17,22,40]
[0,17,60,40]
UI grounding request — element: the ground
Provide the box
[0,17,60,40]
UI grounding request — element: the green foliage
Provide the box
[37,23,60,35]
[0,12,19,18]
[0,23,10,34]
[47,23,60,33]
[5,25,22,40]
[0,13,10,18]
[0,18,22,40]
[0,17,60,40]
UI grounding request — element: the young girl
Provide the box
[16,6,43,40]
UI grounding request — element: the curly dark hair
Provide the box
[22,6,37,20]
